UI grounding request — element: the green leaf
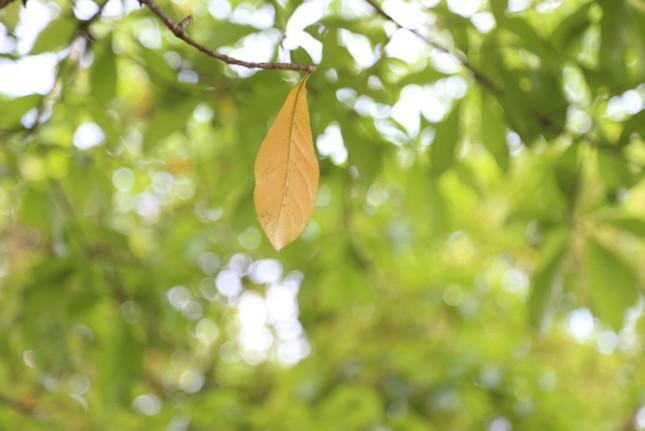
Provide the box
[397,66,449,87]
[22,258,79,369]
[489,0,507,23]
[206,21,258,47]
[141,47,177,82]
[319,26,356,71]
[291,47,313,66]
[98,320,144,405]
[528,229,568,333]
[597,152,635,191]
[634,8,645,77]
[0,94,40,128]
[480,92,509,172]
[501,69,567,143]
[607,217,645,238]
[143,96,197,149]
[553,143,580,212]
[617,110,645,147]
[90,33,117,107]
[503,17,559,68]
[318,386,382,429]
[454,162,484,198]
[0,0,21,33]
[598,0,630,82]
[31,17,76,54]
[431,103,460,177]
[19,186,53,228]
[339,115,388,184]
[586,238,639,329]
[433,6,472,53]
[319,245,374,311]
[87,101,120,149]
[552,2,593,52]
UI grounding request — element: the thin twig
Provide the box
[0,393,41,420]
[364,0,498,94]
[47,152,129,305]
[0,0,16,11]
[0,392,69,430]
[138,0,316,73]
[364,0,644,170]
[15,0,131,303]
[27,0,109,133]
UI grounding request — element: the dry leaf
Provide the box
[254,76,319,251]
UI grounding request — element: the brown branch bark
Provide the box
[0,393,35,415]
[0,0,16,11]
[138,0,316,73]
[0,393,44,421]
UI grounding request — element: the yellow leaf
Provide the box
[254,76,319,251]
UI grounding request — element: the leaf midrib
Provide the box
[274,78,308,235]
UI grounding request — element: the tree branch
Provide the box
[25,0,109,133]
[364,0,644,170]
[0,393,46,422]
[364,0,499,94]
[0,0,16,11]
[0,393,34,416]
[13,0,132,304]
[138,0,316,73]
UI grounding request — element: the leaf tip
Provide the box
[269,236,286,252]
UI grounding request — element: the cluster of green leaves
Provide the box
[0,0,644,430]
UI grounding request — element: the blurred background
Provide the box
[0,0,644,429]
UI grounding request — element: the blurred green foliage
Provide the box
[0,0,644,430]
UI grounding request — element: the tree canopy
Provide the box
[0,0,644,429]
